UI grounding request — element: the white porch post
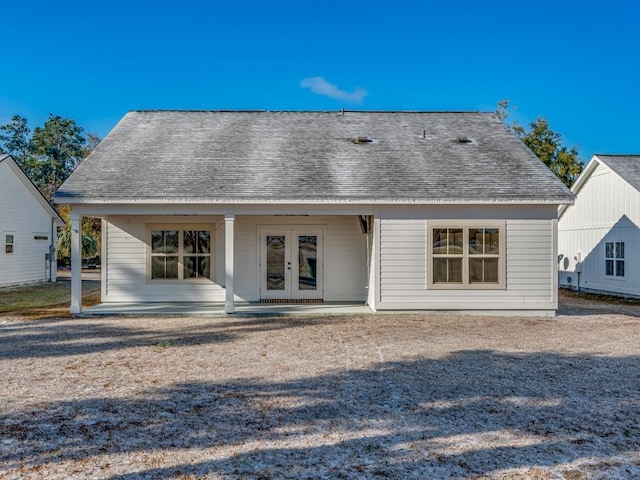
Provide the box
[70,210,82,314]
[225,213,235,314]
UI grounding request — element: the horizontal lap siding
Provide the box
[379,220,426,292]
[379,218,554,308]
[105,215,366,303]
[234,216,366,301]
[323,218,367,301]
[507,221,553,296]
[104,218,224,302]
[0,163,54,287]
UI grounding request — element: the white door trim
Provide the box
[258,226,324,300]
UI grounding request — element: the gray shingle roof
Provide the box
[596,155,640,192]
[55,110,573,204]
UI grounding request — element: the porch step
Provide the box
[260,299,324,304]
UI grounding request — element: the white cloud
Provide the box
[300,77,368,104]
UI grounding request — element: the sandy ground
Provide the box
[1,291,639,479]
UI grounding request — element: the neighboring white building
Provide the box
[0,154,64,287]
[558,154,640,297]
[54,111,574,315]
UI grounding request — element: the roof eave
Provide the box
[53,196,574,206]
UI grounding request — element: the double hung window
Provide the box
[428,223,504,289]
[149,226,213,281]
[4,234,14,254]
[605,242,624,277]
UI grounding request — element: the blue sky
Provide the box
[1,0,637,160]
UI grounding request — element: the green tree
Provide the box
[56,225,98,260]
[0,115,33,170]
[30,115,87,200]
[0,114,102,261]
[56,204,102,262]
[513,118,582,187]
[496,100,582,187]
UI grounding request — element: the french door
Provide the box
[260,229,323,300]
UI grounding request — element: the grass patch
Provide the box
[0,280,101,318]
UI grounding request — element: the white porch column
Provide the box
[70,210,82,314]
[225,213,235,314]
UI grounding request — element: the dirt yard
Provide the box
[1,291,639,479]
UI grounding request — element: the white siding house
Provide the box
[54,111,573,315]
[0,154,64,287]
[558,155,640,297]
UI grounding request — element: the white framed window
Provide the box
[428,222,505,289]
[4,233,15,254]
[147,225,214,282]
[605,241,624,277]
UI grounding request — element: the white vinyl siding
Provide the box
[103,217,225,302]
[102,214,367,303]
[559,160,640,296]
[377,205,557,312]
[0,160,57,287]
[234,215,366,302]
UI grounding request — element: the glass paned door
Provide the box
[266,235,287,291]
[261,229,323,300]
[296,235,318,292]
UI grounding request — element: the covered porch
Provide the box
[67,205,377,315]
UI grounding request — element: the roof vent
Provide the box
[456,136,472,144]
[352,136,372,144]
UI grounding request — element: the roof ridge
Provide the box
[128,109,489,114]
[595,153,640,157]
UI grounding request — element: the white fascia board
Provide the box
[54,197,574,206]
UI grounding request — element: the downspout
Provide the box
[49,216,55,282]
[575,251,582,293]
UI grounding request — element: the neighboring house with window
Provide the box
[558,154,640,297]
[0,154,64,287]
[54,110,573,315]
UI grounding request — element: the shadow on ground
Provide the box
[0,315,348,359]
[558,288,640,317]
[2,349,639,478]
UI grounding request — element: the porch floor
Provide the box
[80,302,373,317]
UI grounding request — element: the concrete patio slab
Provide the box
[81,302,373,317]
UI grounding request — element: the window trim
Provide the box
[604,241,625,278]
[146,224,215,283]
[4,233,15,254]
[427,221,506,290]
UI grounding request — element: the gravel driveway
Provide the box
[1,291,639,479]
